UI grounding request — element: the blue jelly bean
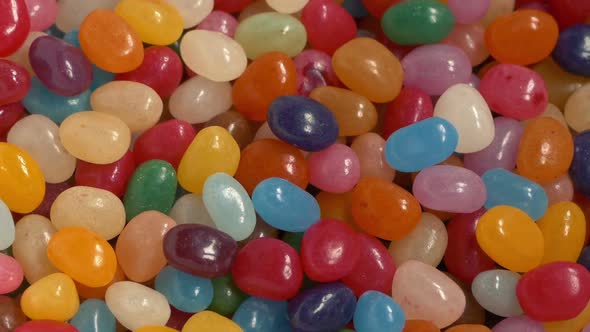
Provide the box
[384,117,458,172]
[70,299,116,332]
[482,168,548,220]
[571,131,590,198]
[63,29,81,47]
[267,96,339,152]
[288,283,356,332]
[354,291,405,332]
[553,24,590,77]
[252,177,320,232]
[342,0,369,18]
[578,246,590,272]
[155,266,214,313]
[23,77,91,123]
[233,297,293,332]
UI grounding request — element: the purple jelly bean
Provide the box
[197,10,238,38]
[294,49,339,97]
[492,315,546,332]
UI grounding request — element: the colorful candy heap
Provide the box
[1,0,590,331]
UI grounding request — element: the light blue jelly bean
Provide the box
[63,29,81,47]
[482,168,548,220]
[252,177,320,232]
[154,265,214,313]
[384,117,458,172]
[70,299,116,332]
[202,173,256,241]
[23,77,91,123]
[233,297,293,332]
[353,291,405,332]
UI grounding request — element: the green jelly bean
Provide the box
[209,275,248,317]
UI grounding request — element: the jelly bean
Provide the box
[21,273,79,321]
[215,0,253,13]
[288,283,356,332]
[75,263,126,300]
[59,111,131,164]
[56,0,118,33]
[353,291,405,332]
[209,275,247,316]
[178,126,239,194]
[301,0,357,55]
[0,143,45,213]
[155,266,213,313]
[182,311,242,332]
[482,169,548,220]
[402,45,471,96]
[448,0,489,24]
[542,174,575,205]
[308,144,360,193]
[70,299,116,332]
[382,87,433,138]
[571,131,590,197]
[476,206,544,272]
[0,254,23,295]
[388,212,447,267]
[169,76,232,124]
[479,64,548,120]
[517,117,574,183]
[0,103,24,138]
[0,201,13,251]
[234,54,297,122]
[124,160,177,220]
[105,281,171,330]
[266,0,308,14]
[232,297,291,332]
[3,31,45,75]
[166,0,213,29]
[446,274,486,326]
[294,49,340,97]
[565,83,590,132]
[403,320,440,332]
[79,9,144,73]
[135,122,194,170]
[232,238,303,300]
[50,186,125,240]
[24,0,57,31]
[517,262,590,321]
[15,320,79,332]
[524,102,568,128]
[12,215,58,283]
[0,0,30,57]
[384,117,458,172]
[23,77,91,123]
[351,133,396,181]
[0,60,31,105]
[75,150,136,197]
[332,37,403,103]
[205,111,253,149]
[197,10,238,37]
[0,296,27,331]
[537,202,586,264]
[471,270,523,317]
[392,260,466,328]
[533,58,589,110]
[115,0,183,46]
[492,315,545,332]
[447,325,491,332]
[543,299,590,332]
[169,194,214,229]
[180,29,247,82]
[442,24,488,66]
[553,24,590,77]
[463,117,523,176]
[381,0,455,45]
[548,0,590,29]
[164,224,238,278]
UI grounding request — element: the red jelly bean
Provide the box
[214,0,253,13]
[232,238,303,300]
[75,150,136,197]
[133,119,197,169]
[115,46,183,98]
[361,0,402,18]
[548,0,590,30]
[301,0,358,55]
[0,60,31,106]
[14,320,78,332]
[382,87,434,139]
[341,233,396,297]
[0,103,24,137]
[0,0,30,57]
[444,209,496,283]
[517,262,590,322]
[301,219,360,282]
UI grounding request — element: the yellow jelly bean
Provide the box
[0,143,45,213]
[544,299,590,332]
[115,0,184,45]
[537,201,586,264]
[475,205,544,272]
[181,311,242,332]
[177,126,240,194]
[21,273,80,321]
[135,327,179,332]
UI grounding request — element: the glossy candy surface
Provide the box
[471,270,523,317]
[155,266,214,313]
[0,143,45,213]
[553,24,590,77]
[308,144,361,193]
[301,0,357,55]
[124,160,177,220]
[0,60,31,106]
[232,297,291,332]
[21,273,79,321]
[537,202,586,264]
[354,291,405,332]
[0,0,30,57]
[70,299,116,332]
[115,0,184,46]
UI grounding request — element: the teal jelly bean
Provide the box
[23,77,90,123]
[70,299,116,332]
[155,266,214,313]
[354,291,405,332]
[233,297,293,332]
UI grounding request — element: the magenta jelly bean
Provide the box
[0,253,23,294]
[308,144,361,194]
[294,49,340,97]
[0,59,31,106]
[24,0,58,31]
[447,0,490,24]
[197,10,238,37]
[383,87,434,139]
[301,0,358,55]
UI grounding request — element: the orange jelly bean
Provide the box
[517,117,574,184]
[0,142,45,213]
[446,325,491,332]
[79,9,144,73]
[75,263,126,300]
[232,52,297,121]
[485,9,558,65]
[47,226,118,288]
[351,176,421,241]
[403,320,441,332]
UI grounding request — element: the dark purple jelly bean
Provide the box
[570,131,590,198]
[552,24,590,77]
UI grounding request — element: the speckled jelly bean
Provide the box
[471,270,523,317]
[553,24,590,77]
[124,160,177,220]
[0,143,45,213]
[23,77,90,123]
[21,273,79,321]
[0,0,30,57]
[70,299,116,332]
[232,297,291,332]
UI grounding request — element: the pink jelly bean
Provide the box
[492,315,546,332]
[413,165,486,213]
[294,49,340,97]
[542,174,575,205]
[0,253,23,294]
[197,10,238,38]
[479,64,549,120]
[382,87,433,139]
[464,117,524,176]
[24,0,57,31]
[584,323,590,332]
[402,44,472,96]
[447,0,490,24]
[308,143,360,193]
[441,24,489,66]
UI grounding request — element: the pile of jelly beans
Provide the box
[2,0,590,331]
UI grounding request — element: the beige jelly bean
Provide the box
[105,281,171,331]
[524,103,568,128]
[265,0,309,13]
[180,29,247,82]
[565,83,590,133]
[388,213,448,267]
[13,214,59,283]
[56,0,119,32]
[169,193,215,227]
[50,186,125,240]
[7,115,76,184]
[59,111,131,164]
[169,76,232,124]
[351,133,396,181]
[91,81,163,133]
[167,0,213,28]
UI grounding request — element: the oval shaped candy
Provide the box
[0,59,31,105]
[565,83,590,132]
[12,215,58,283]
[124,160,177,220]
[383,87,433,138]
[21,273,79,321]
[354,291,406,332]
[0,0,30,57]
[0,254,23,295]
[301,0,357,55]
[0,143,45,213]
[471,270,523,317]
[537,202,586,264]
[155,266,214,313]
[553,24,590,77]
[23,77,91,124]
[134,119,196,169]
[169,76,232,124]
[74,150,136,197]
[115,0,183,46]
[351,133,396,181]
[70,299,116,332]
[232,297,291,332]
[14,321,79,332]
[308,144,361,193]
